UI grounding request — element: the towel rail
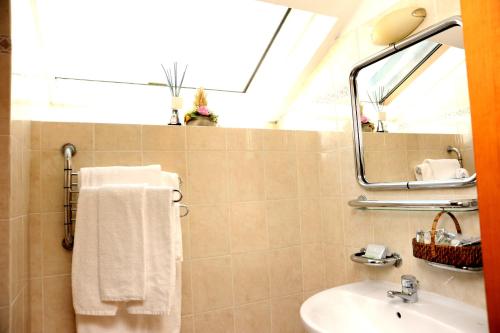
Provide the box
[61,143,188,251]
[348,195,478,212]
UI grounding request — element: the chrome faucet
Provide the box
[387,275,419,303]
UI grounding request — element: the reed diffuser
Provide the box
[367,86,387,132]
[162,62,188,125]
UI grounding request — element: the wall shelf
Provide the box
[348,195,478,212]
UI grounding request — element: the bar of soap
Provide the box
[364,244,387,259]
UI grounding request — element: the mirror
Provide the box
[349,16,476,190]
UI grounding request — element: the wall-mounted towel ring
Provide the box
[179,204,189,217]
[173,189,183,203]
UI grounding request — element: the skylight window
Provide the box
[40,0,289,92]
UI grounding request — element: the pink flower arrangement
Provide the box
[197,105,210,116]
[361,115,369,124]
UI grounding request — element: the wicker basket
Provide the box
[412,211,482,267]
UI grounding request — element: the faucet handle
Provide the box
[401,275,418,290]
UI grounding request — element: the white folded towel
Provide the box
[72,187,119,316]
[80,165,162,187]
[424,159,461,180]
[126,186,175,315]
[456,168,470,179]
[414,159,467,181]
[98,184,147,302]
[414,163,433,181]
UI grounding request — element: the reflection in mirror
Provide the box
[354,22,475,185]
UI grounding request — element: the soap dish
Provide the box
[350,249,402,268]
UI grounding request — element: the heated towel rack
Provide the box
[348,195,478,212]
[62,143,189,250]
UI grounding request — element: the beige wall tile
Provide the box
[42,213,72,276]
[41,122,93,151]
[0,135,10,219]
[342,205,373,249]
[142,125,186,151]
[300,198,322,244]
[192,256,233,313]
[269,247,302,298]
[94,151,141,166]
[29,150,40,214]
[264,152,297,200]
[261,130,296,151]
[234,301,271,333]
[29,278,43,333]
[297,152,320,197]
[0,220,8,307]
[181,316,194,333]
[319,131,339,152]
[182,261,193,316]
[270,294,303,333]
[226,128,263,151]
[302,243,326,292]
[31,121,41,150]
[187,151,227,204]
[0,306,8,333]
[230,202,268,253]
[228,151,265,202]
[324,244,347,288]
[233,252,269,305]
[296,131,320,152]
[319,151,341,196]
[10,291,23,333]
[187,127,226,151]
[267,200,300,248]
[194,308,234,333]
[29,214,42,278]
[95,124,140,151]
[321,197,344,245]
[189,205,230,258]
[43,275,75,333]
[143,151,187,181]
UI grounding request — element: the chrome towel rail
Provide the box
[348,195,478,212]
[61,143,188,251]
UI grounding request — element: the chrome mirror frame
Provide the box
[349,16,476,190]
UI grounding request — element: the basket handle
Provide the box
[430,211,462,257]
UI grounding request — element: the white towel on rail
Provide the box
[75,262,182,333]
[79,165,162,187]
[126,186,175,315]
[98,184,147,302]
[73,186,119,315]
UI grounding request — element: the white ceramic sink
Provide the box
[300,280,487,333]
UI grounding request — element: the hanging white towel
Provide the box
[76,262,182,333]
[80,165,162,188]
[98,184,147,302]
[72,187,119,316]
[126,186,175,315]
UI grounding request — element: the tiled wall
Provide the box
[27,122,485,333]
[8,120,30,333]
[28,122,354,333]
[0,0,11,326]
[0,1,32,332]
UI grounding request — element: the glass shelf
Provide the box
[425,261,483,273]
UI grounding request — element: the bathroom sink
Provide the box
[300,280,487,333]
